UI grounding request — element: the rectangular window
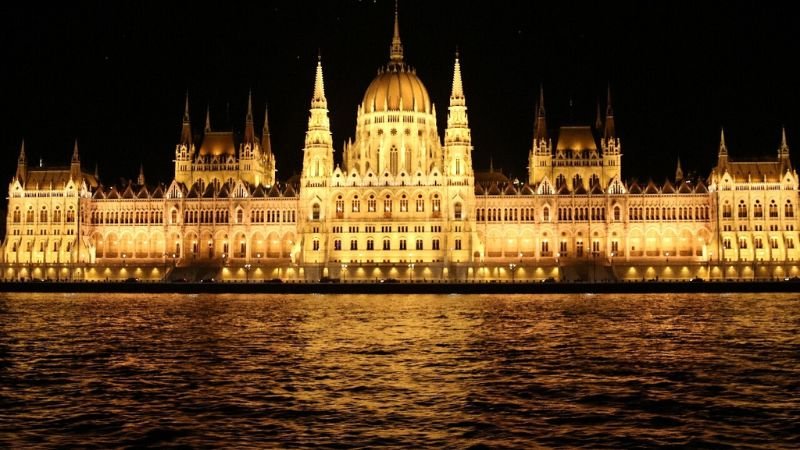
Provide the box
[432,239,440,250]
[416,239,423,250]
[739,239,748,249]
[334,239,341,251]
[399,239,407,250]
[560,241,568,255]
[416,198,424,212]
[383,239,390,250]
[313,240,320,251]
[368,199,376,212]
[455,239,462,250]
[723,238,732,249]
[400,199,408,212]
[787,238,795,249]
[350,240,358,250]
[367,239,374,250]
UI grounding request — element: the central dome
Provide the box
[361,66,431,113]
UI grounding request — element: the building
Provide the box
[3,10,799,282]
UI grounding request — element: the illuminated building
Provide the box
[2,10,799,282]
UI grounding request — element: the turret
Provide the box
[180,92,192,148]
[717,128,728,168]
[70,139,81,181]
[443,50,473,179]
[528,84,552,185]
[137,164,145,186]
[301,56,334,182]
[675,158,683,182]
[779,127,791,172]
[243,90,256,150]
[15,139,27,184]
[262,104,276,186]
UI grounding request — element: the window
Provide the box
[754,201,763,218]
[368,196,376,212]
[334,239,341,251]
[40,208,48,223]
[786,201,794,218]
[770,201,778,218]
[454,203,462,220]
[384,196,392,213]
[614,206,620,221]
[13,208,20,223]
[454,239,462,250]
[543,207,550,222]
[367,239,374,250]
[313,240,320,251]
[541,241,549,254]
[739,238,748,249]
[432,239,440,250]
[352,196,360,212]
[336,197,344,214]
[432,195,441,215]
[390,146,398,174]
[787,238,795,249]
[771,238,779,249]
[738,201,747,218]
[416,239,423,250]
[754,238,763,249]
[66,209,75,223]
[416,195,424,212]
[400,195,408,212]
[576,241,584,257]
[26,208,34,223]
[312,204,320,220]
[350,239,358,250]
[560,241,568,255]
[399,239,407,250]
[723,202,732,218]
[611,241,619,253]
[383,239,390,250]
[723,238,732,249]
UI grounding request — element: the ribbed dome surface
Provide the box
[362,67,431,113]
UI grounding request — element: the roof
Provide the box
[726,161,784,183]
[198,131,236,157]
[362,65,430,113]
[23,168,98,190]
[555,126,598,152]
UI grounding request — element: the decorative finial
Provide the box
[719,127,727,155]
[247,89,253,120]
[389,0,404,64]
[312,56,327,106]
[183,91,190,122]
[72,138,80,162]
[606,83,614,117]
[450,49,464,102]
[205,106,211,132]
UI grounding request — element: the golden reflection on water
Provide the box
[0,292,799,448]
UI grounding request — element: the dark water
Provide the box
[1,293,799,448]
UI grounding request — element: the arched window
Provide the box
[614,205,621,221]
[26,207,34,223]
[236,209,243,224]
[543,206,550,222]
[390,146,399,174]
[352,195,360,212]
[13,208,20,223]
[769,200,778,218]
[40,208,48,223]
[738,201,747,218]
[312,203,320,220]
[753,200,763,218]
[454,202,462,220]
[786,200,794,218]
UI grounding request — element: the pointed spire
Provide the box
[72,139,80,163]
[719,128,727,155]
[533,84,547,142]
[489,156,494,173]
[603,84,616,139]
[262,103,272,156]
[244,90,256,145]
[180,92,192,146]
[205,106,211,132]
[779,126,789,155]
[94,163,99,179]
[18,139,26,164]
[675,157,684,182]
[312,55,327,108]
[389,0,404,65]
[137,164,145,185]
[449,50,464,105]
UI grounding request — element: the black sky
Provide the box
[1,0,798,192]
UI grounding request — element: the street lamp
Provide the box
[509,262,517,282]
[610,251,616,281]
[122,253,127,267]
[244,263,252,282]
[708,252,712,279]
[408,263,415,282]
[341,263,348,282]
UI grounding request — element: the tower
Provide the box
[15,139,27,184]
[300,56,334,183]
[443,51,473,181]
[528,85,551,185]
[779,127,791,173]
[174,93,194,184]
[601,86,621,185]
[717,128,728,169]
[262,104,276,187]
[70,139,81,181]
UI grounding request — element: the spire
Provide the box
[719,128,727,156]
[779,126,789,155]
[205,106,211,132]
[180,92,192,146]
[533,84,547,142]
[675,158,684,182]
[244,90,256,145]
[389,0,404,65]
[489,156,494,173]
[72,139,80,163]
[603,84,616,139]
[94,163,99,179]
[70,139,81,180]
[137,164,145,185]
[262,103,272,156]
[18,139,26,164]
[312,55,327,108]
[449,50,465,105]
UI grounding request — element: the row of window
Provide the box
[13,208,75,224]
[629,206,710,221]
[11,241,74,253]
[722,200,794,219]
[334,195,442,215]
[723,237,795,250]
[90,210,162,225]
[322,237,450,252]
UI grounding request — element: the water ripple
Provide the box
[1,292,799,448]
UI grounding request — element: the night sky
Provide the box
[1,1,798,193]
